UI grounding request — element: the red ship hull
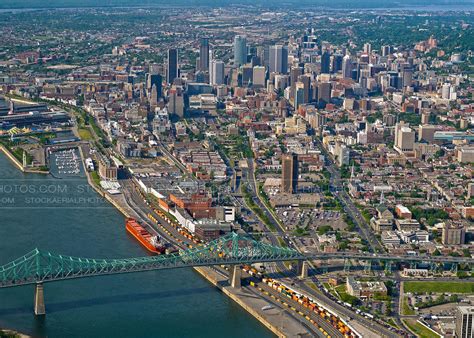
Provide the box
[126,218,165,254]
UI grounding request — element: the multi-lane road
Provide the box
[314,138,385,253]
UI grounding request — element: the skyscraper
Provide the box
[394,122,415,152]
[150,84,158,107]
[210,60,225,85]
[381,45,391,57]
[321,50,331,74]
[332,54,343,73]
[168,86,184,117]
[167,49,178,84]
[234,35,247,66]
[269,45,288,74]
[294,82,305,109]
[146,73,162,99]
[281,153,298,194]
[456,306,474,338]
[252,66,266,88]
[199,38,209,71]
[318,82,331,105]
[342,55,352,79]
[363,42,372,55]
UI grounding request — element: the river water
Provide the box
[0,153,273,338]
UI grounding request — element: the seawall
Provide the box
[194,267,285,338]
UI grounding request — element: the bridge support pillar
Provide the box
[297,261,309,279]
[344,259,351,273]
[364,261,371,274]
[34,282,45,316]
[230,265,241,288]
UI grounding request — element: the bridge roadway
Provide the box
[304,251,473,264]
[123,180,338,337]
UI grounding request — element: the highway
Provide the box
[314,138,385,253]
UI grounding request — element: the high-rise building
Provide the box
[321,50,331,74]
[421,112,430,124]
[198,38,210,71]
[290,66,303,87]
[294,82,305,109]
[395,122,415,152]
[332,54,343,73]
[441,83,454,100]
[402,68,413,88]
[363,43,372,55]
[456,306,474,338]
[336,143,350,167]
[234,35,247,66]
[274,74,289,92]
[381,45,391,56]
[318,82,331,105]
[241,64,253,87]
[146,73,162,99]
[167,49,179,84]
[150,84,158,107]
[468,183,474,199]
[269,45,288,74]
[297,75,311,103]
[442,222,466,245]
[168,86,184,117]
[342,55,352,78]
[210,60,225,85]
[281,153,298,194]
[252,66,266,88]
[418,124,436,143]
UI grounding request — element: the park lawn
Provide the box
[387,318,399,329]
[402,297,416,315]
[78,128,93,141]
[90,171,101,186]
[404,281,474,294]
[403,319,441,338]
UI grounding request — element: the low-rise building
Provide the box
[395,218,420,232]
[346,277,387,299]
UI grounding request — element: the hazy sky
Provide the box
[1,0,473,9]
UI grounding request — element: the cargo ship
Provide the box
[126,218,166,254]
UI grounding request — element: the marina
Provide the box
[48,148,84,178]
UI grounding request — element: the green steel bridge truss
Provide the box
[0,232,302,288]
[2,232,473,288]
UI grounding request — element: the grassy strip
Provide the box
[0,329,20,338]
[242,185,276,231]
[386,318,399,329]
[402,296,416,315]
[90,171,101,186]
[404,281,474,294]
[403,319,441,338]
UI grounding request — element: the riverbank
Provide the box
[194,267,292,338]
[0,328,30,338]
